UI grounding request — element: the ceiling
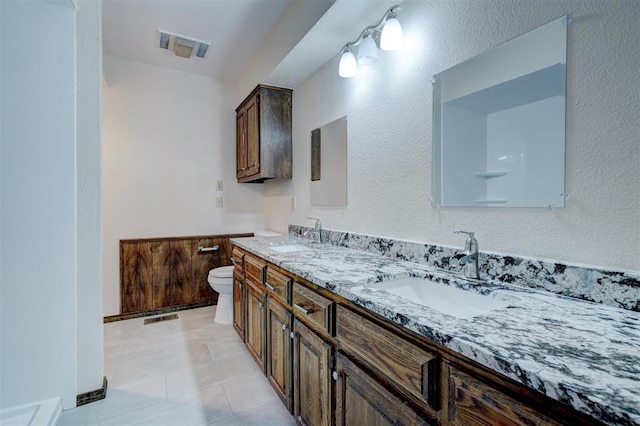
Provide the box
[102,0,293,79]
[103,0,403,85]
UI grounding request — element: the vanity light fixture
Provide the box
[338,5,403,78]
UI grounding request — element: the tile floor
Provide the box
[59,306,296,426]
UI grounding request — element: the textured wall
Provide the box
[102,56,263,316]
[264,0,640,272]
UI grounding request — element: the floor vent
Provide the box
[144,313,179,325]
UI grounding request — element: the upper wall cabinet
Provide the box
[432,16,568,208]
[236,85,293,183]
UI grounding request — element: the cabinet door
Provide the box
[267,298,293,413]
[120,241,153,313]
[152,240,192,309]
[245,279,267,373]
[233,275,245,340]
[293,318,333,426]
[448,366,561,426]
[335,352,432,426]
[245,94,260,178]
[236,108,248,178]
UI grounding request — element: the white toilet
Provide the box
[208,266,234,324]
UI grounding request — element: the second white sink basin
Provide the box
[270,245,311,253]
[366,277,514,320]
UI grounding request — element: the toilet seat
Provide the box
[209,266,234,279]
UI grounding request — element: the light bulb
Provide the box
[380,14,403,51]
[357,34,378,65]
[338,48,357,78]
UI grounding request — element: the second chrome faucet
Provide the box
[303,217,323,244]
[451,230,480,280]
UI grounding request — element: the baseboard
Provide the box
[76,376,108,407]
[104,301,215,323]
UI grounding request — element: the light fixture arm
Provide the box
[340,5,400,51]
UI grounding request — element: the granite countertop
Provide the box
[231,236,640,426]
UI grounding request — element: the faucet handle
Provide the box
[307,217,321,228]
[454,230,474,238]
[454,230,478,252]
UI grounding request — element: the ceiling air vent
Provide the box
[158,30,210,59]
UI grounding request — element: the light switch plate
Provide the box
[216,180,223,191]
[215,196,223,208]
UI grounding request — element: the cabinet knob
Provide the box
[290,331,297,339]
[258,302,264,309]
[282,323,288,331]
[332,371,339,381]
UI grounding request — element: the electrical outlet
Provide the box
[215,196,223,208]
[291,196,296,210]
[216,180,223,191]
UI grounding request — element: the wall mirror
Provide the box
[310,116,347,206]
[432,16,568,208]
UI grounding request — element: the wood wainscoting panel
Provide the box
[120,241,154,313]
[152,240,192,309]
[119,233,252,317]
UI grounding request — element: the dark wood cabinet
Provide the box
[336,305,440,418]
[229,246,602,426]
[235,84,292,183]
[292,317,333,426]
[245,278,267,373]
[232,275,245,339]
[334,352,432,426]
[231,246,246,339]
[266,298,293,412]
[445,365,561,426]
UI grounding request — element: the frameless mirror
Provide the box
[310,116,347,206]
[432,16,568,208]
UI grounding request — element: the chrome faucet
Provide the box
[451,231,480,280]
[303,217,323,244]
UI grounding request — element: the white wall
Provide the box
[76,0,104,394]
[264,0,640,272]
[0,0,78,409]
[102,56,263,316]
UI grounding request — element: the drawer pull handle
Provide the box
[294,304,313,315]
[230,257,242,266]
[266,283,275,291]
[332,371,339,381]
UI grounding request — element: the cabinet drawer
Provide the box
[448,366,561,426]
[231,247,245,271]
[265,267,292,306]
[336,305,440,414]
[245,253,266,285]
[292,282,334,335]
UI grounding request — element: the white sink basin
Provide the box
[366,277,514,319]
[270,245,311,253]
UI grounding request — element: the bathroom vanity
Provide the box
[230,235,640,426]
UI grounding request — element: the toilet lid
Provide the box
[209,266,234,278]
